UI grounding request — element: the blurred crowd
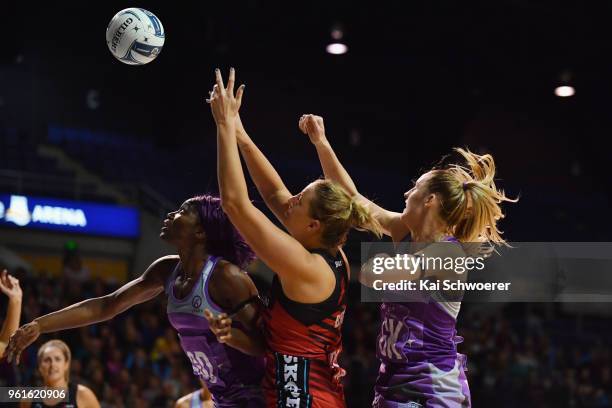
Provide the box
[341,283,612,407]
[1,271,611,407]
[460,303,611,408]
[0,269,197,407]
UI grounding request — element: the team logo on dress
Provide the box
[276,353,309,406]
[192,295,202,309]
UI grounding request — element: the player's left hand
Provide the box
[5,321,41,364]
[207,68,245,126]
[0,269,22,301]
[204,309,233,343]
[299,114,327,146]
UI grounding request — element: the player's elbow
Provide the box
[266,190,290,207]
[220,198,247,218]
[100,294,122,320]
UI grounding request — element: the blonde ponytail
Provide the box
[427,148,517,248]
[348,198,383,238]
[310,179,382,248]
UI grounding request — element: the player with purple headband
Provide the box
[5,194,266,407]
[299,114,517,407]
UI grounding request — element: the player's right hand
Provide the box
[208,68,245,127]
[204,309,233,343]
[5,321,41,364]
[299,114,327,145]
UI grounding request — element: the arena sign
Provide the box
[0,194,139,238]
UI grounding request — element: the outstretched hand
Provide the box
[206,68,245,126]
[4,321,41,364]
[299,114,327,145]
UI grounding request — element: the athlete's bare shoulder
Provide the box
[143,255,180,284]
[76,384,101,408]
[154,254,180,267]
[209,259,258,311]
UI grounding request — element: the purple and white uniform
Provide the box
[166,256,265,407]
[373,239,471,408]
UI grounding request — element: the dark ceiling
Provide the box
[1,1,611,239]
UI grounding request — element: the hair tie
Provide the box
[462,181,468,191]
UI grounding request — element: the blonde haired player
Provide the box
[300,114,516,407]
[22,339,100,408]
[208,68,382,407]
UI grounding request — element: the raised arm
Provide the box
[235,114,292,225]
[0,270,23,356]
[5,256,176,364]
[209,69,333,298]
[299,114,409,241]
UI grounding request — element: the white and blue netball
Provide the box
[106,8,165,65]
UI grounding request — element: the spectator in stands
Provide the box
[62,248,90,284]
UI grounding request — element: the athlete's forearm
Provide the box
[236,120,291,209]
[313,139,358,197]
[315,138,405,238]
[217,122,251,210]
[225,327,265,357]
[0,297,22,345]
[34,296,115,333]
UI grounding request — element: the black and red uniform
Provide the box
[262,248,349,408]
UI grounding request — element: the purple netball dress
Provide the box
[373,238,471,408]
[166,256,265,407]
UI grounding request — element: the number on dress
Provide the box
[186,351,217,383]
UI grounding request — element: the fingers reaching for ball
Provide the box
[208,68,245,126]
[214,68,226,95]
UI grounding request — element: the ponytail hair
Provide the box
[309,180,383,248]
[188,195,256,269]
[426,148,517,247]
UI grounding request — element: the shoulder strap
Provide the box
[201,256,227,314]
[69,382,79,406]
[310,248,347,280]
[201,256,218,285]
